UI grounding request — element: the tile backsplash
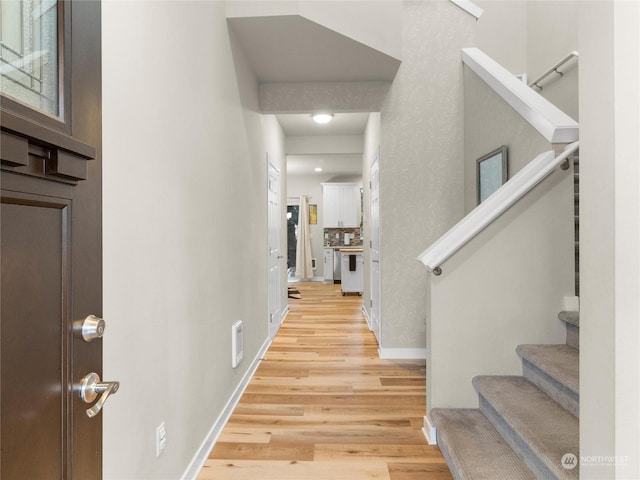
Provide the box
[324,227,363,247]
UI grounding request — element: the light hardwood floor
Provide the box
[198,282,452,480]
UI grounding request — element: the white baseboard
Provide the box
[378,348,427,360]
[291,276,325,282]
[281,304,290,323]
[422,415,438,445]
[180,335,273,480]
[362,305,372,331]
[563,295,580,312]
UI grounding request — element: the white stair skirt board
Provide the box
[423,416,438,446]
[180,335,273,480]
[362,305,373,331]
[378,348,427,360]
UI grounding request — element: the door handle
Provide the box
[79,372,119,418]
[372,259,379,263]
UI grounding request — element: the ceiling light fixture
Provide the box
[312,113,333,124]
[314,167,323,172]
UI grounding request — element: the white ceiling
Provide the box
[276,112,370,137]
[228,15,400,83]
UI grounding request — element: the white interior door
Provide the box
[370,150,381,343]
[268,162,282,338]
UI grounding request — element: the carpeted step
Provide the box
[516,344,579,417]
[558,311,579,327]
[431,408,535,480]
[473,376,579,480]
[558,311,579,349]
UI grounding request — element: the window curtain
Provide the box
[295,195,313,280]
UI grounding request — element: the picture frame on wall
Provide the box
[309,204,317,225]
[477,145,508,204]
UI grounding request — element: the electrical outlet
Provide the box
[156,422,167,457]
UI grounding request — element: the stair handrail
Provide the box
[529,51,579,91]
[449,0,484,19]
[418,141,579,274]
[462,48,578,143]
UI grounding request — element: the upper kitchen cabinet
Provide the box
[322,183,360,228]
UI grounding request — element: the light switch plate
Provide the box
[156,421,167,457]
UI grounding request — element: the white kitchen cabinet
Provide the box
[323,248,334,283]
[322,183,360,228]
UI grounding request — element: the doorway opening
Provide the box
[287,205,300,279]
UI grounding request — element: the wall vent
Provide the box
[231,320,243,368]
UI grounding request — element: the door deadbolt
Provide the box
[79,372,119,418]
[77,315,105,342]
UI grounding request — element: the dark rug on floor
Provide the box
[288,287,301,299]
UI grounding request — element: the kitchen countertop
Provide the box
[324,245,363,250]
[338,248,363,253]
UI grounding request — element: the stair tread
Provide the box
[516,344,579,395]
[474,376,579,480]
[431,408,536,480]
[558,311,580,327]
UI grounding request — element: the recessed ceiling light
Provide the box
[312,113,333,124]
[314,167,323,172]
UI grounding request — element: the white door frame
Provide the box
[267,160,282,339]
[369,148,381,344]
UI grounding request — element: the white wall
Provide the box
[429,165,573,408]
[379,0,474,351]
[475,0,527,75]
[286,135,363,155]
[463,66,551,213]
[102,2,282,478]
[612,3,640,476]
[526,1,579,121]
[475,1,578,121]
[579,1,640,478]
[298,0,402,60]
[226,0,402,60]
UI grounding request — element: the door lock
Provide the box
[76,315,105,342]
[79,372,119,418]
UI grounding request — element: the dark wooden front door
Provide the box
[1,1,104,478]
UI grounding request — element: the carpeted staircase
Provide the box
[431,311,580,479]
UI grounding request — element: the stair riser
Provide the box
[522,360,579,418]
[566,323,579,349]
[478,395,558,480]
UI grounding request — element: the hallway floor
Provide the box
[197,282,452,479]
